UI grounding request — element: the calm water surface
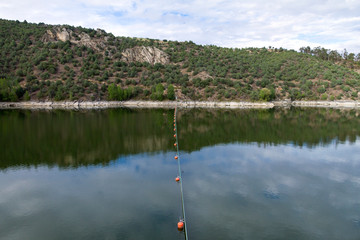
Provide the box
[1,108,360,240]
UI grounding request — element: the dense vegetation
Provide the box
[1,18,360,102]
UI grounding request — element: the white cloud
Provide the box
[0,0,360,52]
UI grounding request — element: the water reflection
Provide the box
[183,142,360,240]
[1,140,360,239]
[0,152,183,240]
[1,108,360,169]
[0,108,175,169]
[1,108,360,239]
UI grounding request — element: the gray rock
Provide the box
[40,27,108,52]
[121,46,170,65]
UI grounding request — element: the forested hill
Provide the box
[1,18,360,102]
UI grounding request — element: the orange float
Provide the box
[174,156,178,160]
[174,143,177,147]
[174,134,176,138]
[175,177,180,182]
[177,221,184,231]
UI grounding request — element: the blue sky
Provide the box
[1,0,360,53]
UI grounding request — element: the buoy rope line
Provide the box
[173,107,189,239]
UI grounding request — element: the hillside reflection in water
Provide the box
[1,108,360,240]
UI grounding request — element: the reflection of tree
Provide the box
[1,108,360,169]
[0,108,175,169]
[177,108,360,152]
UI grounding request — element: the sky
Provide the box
[0,0,360,53]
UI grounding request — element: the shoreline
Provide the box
[1,100,360,109]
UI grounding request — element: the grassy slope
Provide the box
[1,19,360,102]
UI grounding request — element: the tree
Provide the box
[355,53,360,62]
[342,48,348,60]
[7,89,17,101]
[259,88,271,101]
[348,53,355,62]
[108,83,118,100]
[156,83,164,93]
[299,46,311,54]
[15,86,25,99]
[329,50,341,62]
[167,84,175,100]
[0,78,11,101]
[151,83,164,101]
[24,91,30,101]
[54,88,64,101]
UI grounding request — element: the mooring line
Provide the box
[173,107,189,240]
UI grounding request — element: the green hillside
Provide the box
[1,19,360,102]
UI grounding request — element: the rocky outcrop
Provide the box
[41,27,107,51]
[41,29,58,42]
[75,32,106,50]
[57,28,70,42]
[2,101,360,110]
[41,27,169,63]
[121,46,170,65]
[41,27,72,43]
[0,101,274,109]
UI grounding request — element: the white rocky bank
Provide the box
[1,100,360,109]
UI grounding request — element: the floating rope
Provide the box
[173,107,189,240]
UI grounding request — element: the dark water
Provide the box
[1,108,360,239]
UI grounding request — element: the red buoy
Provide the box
[174,128,176,131]
[174,134,176,138]
[174,124,176,127]
[177,221,184,231]
[175,177,180,182]
[174,156,178,160]
[174,143,177,147]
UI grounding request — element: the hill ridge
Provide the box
[0,18,360,102]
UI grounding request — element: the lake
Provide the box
[1,107,360,240]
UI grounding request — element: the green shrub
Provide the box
[167,84,175,100]
[15,87,25,98]
[150,83,164,101]
[317,86,326,93]
[259,88,271,101]
[250,90,259,101]
[108,83,118,100]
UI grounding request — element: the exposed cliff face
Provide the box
[41,28,170,64]
[41,27,107,51]
[121,46,170,65]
